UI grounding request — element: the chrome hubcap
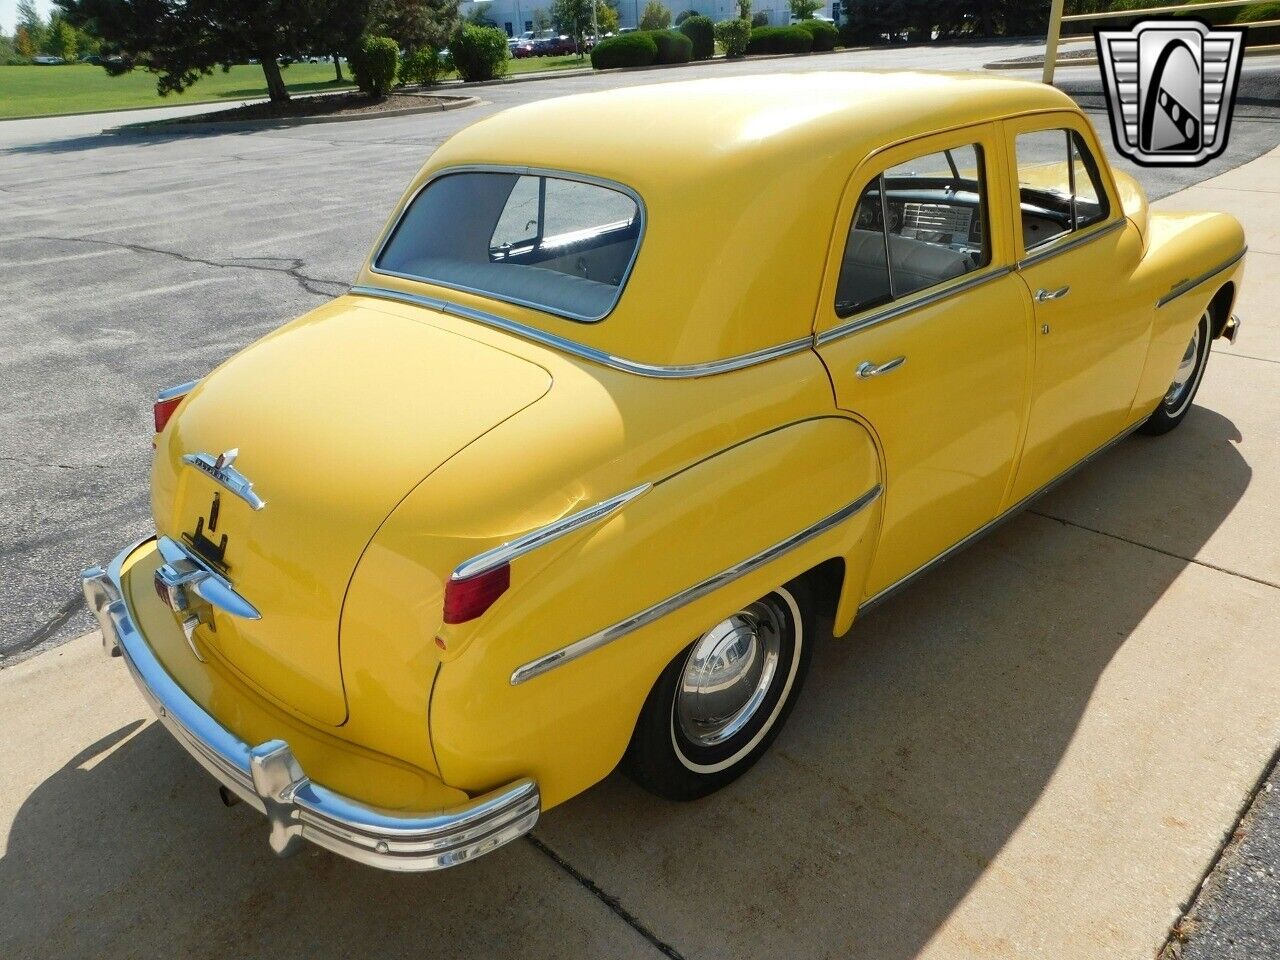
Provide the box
[1164,320,1204,409]
[676,598,785,747]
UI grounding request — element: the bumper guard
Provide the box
[82,541,539,872]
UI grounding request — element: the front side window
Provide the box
[835,143,991,318]
[376,171,642,322]
[1015,129,1111,251]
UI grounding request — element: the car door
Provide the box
[1004,114,1149,504]
[815,125,1033,602]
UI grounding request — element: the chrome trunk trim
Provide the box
[452,483,651,581]
[1156,247,1247,308]
[348,285,814,379]
[82,543,540,872]
[510,483,883,685]
[181,450,266,511]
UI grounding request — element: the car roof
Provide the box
[374,72,1082,370]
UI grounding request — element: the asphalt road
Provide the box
[1,42,1278,960]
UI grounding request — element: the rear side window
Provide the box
[835,143,991,318]
[376,171,643,322]
[1014,129,1111,250]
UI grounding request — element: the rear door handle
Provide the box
[1034,285,1070,303]
[856,356,906,379]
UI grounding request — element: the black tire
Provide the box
[1140,310,1212,436]
[622,579,814,801]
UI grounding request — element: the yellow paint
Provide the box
[130,73,1243,814]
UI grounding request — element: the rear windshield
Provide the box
[375,171,643,322]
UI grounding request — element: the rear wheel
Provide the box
[1140,310,1212,436]
[622,581,813,801]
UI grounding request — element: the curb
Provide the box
[103,94,481,135]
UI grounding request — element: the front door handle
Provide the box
[856,356,906,379]
[1034,285,1070,303]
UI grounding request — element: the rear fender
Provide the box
[430,416,883,808]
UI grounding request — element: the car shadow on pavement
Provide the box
[0,405,1251,960]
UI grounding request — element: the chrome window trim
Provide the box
[1016,217,1126,270]
[452,483,652,581]
[156,379,199,402]
[816,266,1014,347]
[349,284,814,379]
[1156,247,1248,308]
[858,419,1144,615]
[509,483,883,685]
[369,164,647,325]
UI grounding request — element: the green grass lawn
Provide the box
[0,62,353,120]
[0,55,591,122]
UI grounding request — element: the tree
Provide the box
[53,18,79,59]
[736,0,751,20]
[371,0,458,53]
[550,0,616,49]
[14,26,37,58]
[532,7,553,31]
[55,0,372,103]
[639,0,671,29]
[787,0,820,19]
[674,8,698,23]
[17,1,49,53]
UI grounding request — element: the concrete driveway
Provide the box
[2,44,1279,960]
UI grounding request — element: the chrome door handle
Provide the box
[1034,285,1070,303]
[856,356,906,379]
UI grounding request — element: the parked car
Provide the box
[84,72,1245,872]
[31,55,65,65]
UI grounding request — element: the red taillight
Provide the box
[443,564,510,624]
[153,395,183,433]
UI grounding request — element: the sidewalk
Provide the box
[1,148,1278,959]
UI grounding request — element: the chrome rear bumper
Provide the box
[81,540,539,872]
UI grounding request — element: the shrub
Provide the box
[751,11,769,26]
[451,23,510,82]
[674,8,699,24]
[679,15,715,60]
[639,0,672,29]
[590,32,658,68]
[399,46,450,86]
[794,18,838,51]
[746,24,812,54]
[713,18,751,58]
[350,35,399,96]
[649,28,693,63]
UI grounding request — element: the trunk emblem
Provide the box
[182,448,266,511]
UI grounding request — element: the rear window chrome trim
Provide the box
[369,164,647,324]
[816,265,1014,347]
[349,284,815,379]
[1016,217,1126,270]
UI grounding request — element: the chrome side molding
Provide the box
[510,483,883,685]
[452,483,652,581]
[1156,247,1247,308]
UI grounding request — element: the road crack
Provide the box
[25,234,349,299]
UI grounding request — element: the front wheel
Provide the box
[1140,310,1212,436]
[622,581,813,801]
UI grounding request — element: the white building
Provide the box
[461,0,842,36]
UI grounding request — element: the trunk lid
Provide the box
[151,297,552,725]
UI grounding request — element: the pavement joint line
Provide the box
[524,833,689,960]
[1218,350,1280,366]
[1030,510,1280,592]
[25,233,349,299]
[1,588,89,666]
[1160,743,1280,958]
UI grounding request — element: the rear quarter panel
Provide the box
[428,416,883,809]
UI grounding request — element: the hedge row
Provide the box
[591,28,691,68]
[592,19,840,70]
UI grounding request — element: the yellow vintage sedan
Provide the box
[83,72,1245,871]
